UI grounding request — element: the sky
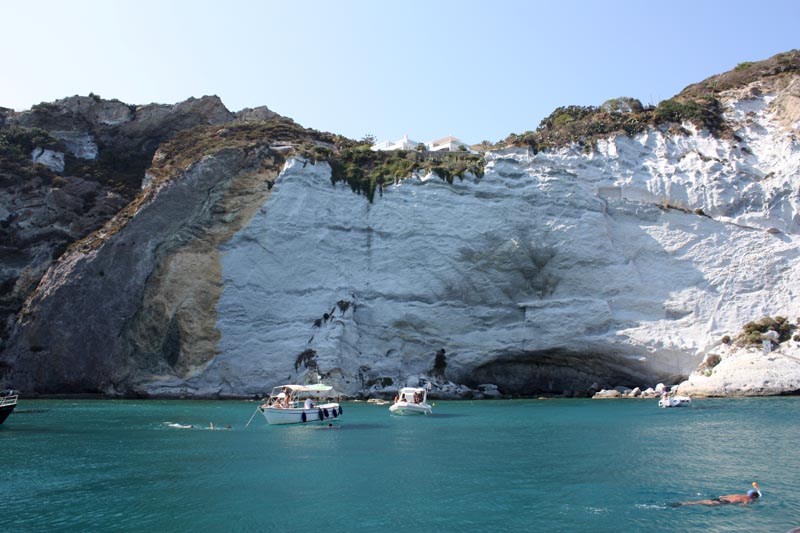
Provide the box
[2,0,799,145]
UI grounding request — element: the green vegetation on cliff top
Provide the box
[150,118,485,203]
[501,49,800,152]
[322,146,484,202]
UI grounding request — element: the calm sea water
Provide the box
[2,397,799,532]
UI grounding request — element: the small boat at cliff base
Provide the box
[658,394,692,408]
[258,384,343,425]
[389,386,433,416]
[0,390,19,425]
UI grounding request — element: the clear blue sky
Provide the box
[2,0,798,144]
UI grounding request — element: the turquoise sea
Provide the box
[2,397,799,532]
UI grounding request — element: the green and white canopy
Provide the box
[270,384,337,397]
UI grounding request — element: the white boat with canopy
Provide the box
[658,393,692,408]
[258,384,343,425]
[389,386,432,416]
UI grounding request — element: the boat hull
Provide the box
[0,403,16,425]
[389,402,432,416]
[261,403,342,425]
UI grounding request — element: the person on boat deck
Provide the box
[393,394,399,403]
[304,398,314,409]
[672,483,761,507]
[273,392,287,408]
[277,387,292,408]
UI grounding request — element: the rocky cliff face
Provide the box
[4,147,280,394]
[176,70,799,399]
[1,59,799,398]
[0,95,281,354]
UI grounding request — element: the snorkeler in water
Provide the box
[671,482,761,507]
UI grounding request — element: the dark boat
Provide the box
[0,390,18,425]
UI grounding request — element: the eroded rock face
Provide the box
[235,106,281,122]
[0,172,128,348]
[50,131,98,160]
[30,148,64,172]
[2,74,799,398]
[145,76,797,398]
[7,95,233,142]
[176,157,683,398]
[0,146,279,395]
[8,96,134,130]
[0,95,252,354]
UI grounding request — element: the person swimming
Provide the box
[671,482,761,507]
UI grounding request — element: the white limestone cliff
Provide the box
[145,76,800,398]
[676,341,800,397]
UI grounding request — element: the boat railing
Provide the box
[0,395,18,407]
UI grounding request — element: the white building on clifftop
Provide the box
[425,135,470,152]
[370,133,421,151]
[371,134,471,152]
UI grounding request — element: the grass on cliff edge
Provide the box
[500,49,800,153]
[314,145,485,202]
[149,118,485,203]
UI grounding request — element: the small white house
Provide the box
[371,133,473,152]
[370,133,421,151]
[425,135,470,152]
[370,140,393,151]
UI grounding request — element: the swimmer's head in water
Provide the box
[747,489,760,499]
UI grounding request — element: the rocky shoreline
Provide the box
[593,340,800,399]
[14,339,800,400]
